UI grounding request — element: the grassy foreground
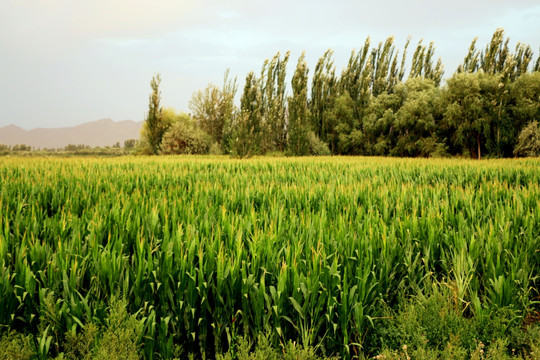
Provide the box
[0,156,539,359]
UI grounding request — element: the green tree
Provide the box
[340,38,373,123]
[363,90,404,155]
[189,70,237,148]
[331,92,357,154]
[310,49,337,143]
[259,51,290,152]
[231,72,262,158]
[392,78,446,157]
[370,36,405,96]
[508,72,540,146]
[409,40,444,86]
[143,73,167,154]
[287,52,311,156]
[443,72,502,159]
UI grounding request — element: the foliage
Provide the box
[0,331,35,360]
[160,117,212,155]
[231,72,262,158]
[307,131,331,155]
[442,72,504,159]
[514,121,540,157]
[287,52,311,156]
[259,52,290,152]
[94,297,142,360]
[143,73,167,155]
[64,323,99,360]
[218,333,339,360]
[189,70,237,148]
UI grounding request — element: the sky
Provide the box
[1,0,539,129]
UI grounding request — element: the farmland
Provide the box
[0,156,539,359]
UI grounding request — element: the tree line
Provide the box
[141,29,540,159]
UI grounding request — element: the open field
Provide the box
[1,156,539,359]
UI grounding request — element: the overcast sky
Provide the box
[1,0,539,129]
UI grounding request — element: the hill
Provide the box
[0,119,143,149]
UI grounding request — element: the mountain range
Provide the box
[0,119,143,149]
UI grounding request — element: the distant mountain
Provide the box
[0,119,143,149]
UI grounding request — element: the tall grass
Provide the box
[0,156,538,358]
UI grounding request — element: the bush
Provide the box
[514,121,540,157]
[160,121,212,155]
[0,331,35,360]
[307,131,331,156]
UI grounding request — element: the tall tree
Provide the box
[370,36,403,96]
[287,52,311,155]
[259,51,290,151]
[231,72,262,158]
[340,37,373,122]
[310,49,337,144]
[144,73,167,155]
[409,40,444,86]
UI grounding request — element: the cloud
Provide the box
[1,0,539,128]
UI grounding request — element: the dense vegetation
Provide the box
[139,29,540,159]
[1,156,539,359]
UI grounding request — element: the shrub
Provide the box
[308,131,331,155]
[514,121,540,157]
[160,121,212,155]
[0,331,35,360]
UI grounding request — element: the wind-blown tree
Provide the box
[287,52,311,156]
[458,28,533,81]
[310,49,338,144]
[409,40,444,86]
[259,52,290,152]
[370,36,405,96]
[340,38,373,127]
[231,72,262,158]
[143,73,168,155]
[453,29,538,157]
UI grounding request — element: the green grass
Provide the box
[0,156,539,359]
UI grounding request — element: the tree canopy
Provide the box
[141,29,540,158]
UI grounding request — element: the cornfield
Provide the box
[0,156,539,358]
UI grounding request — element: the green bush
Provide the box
[307,131,331,155]
[0,331,35,360]
[514,121,540,157]
[160,121,212,155]
[94,297,142,360]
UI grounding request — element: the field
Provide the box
[1,156,539,359]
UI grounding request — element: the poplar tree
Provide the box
[409,40,444,86]
[340,37,373,121]
[310,50,337,143]
[287,52,311,155]
[259,51,290,151]
[144,73,167,155]
[232,72,261,158]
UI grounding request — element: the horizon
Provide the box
[1,0,539,129]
